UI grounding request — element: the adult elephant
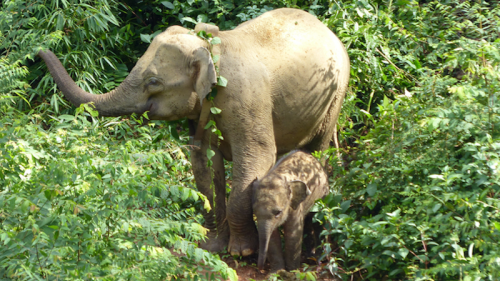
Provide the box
[38,8,350,257]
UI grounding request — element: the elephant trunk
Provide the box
[38,50,147,116]
[257,220,274,271]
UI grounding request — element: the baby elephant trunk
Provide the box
[257,220,273,271]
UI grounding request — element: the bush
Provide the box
[0,104,237,279]
[317,1,500,280]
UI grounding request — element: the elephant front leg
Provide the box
[191,142,229,252]
[227,147,276,256]
[267,229,285,273]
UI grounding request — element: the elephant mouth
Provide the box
[144,99,177,120]
[145,97,157,118]
[147,101,154,113]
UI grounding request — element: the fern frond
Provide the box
[0,57,29,94]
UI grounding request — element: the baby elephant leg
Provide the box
[283,210,304,270]
[303,212,323,259]
[267,229,285,273]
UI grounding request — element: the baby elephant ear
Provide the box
[251,177,259,188]
[251,177,259,204]
[289,180,311,210]
[192,47,217,104]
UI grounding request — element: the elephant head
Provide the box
[38,28,216,120]
[252,177,311,270]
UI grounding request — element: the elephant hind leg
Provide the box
[304,95,343,166]
[303,212,323,259]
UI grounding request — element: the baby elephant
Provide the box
[252,150,329,272]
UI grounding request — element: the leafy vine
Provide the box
[195,30,226,167]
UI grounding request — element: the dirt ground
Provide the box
[221,253,342,281]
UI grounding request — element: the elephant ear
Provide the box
[192,47,217,104]
[289,180,311,210]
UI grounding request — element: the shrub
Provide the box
[317,1,500,280]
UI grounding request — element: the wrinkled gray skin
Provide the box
[37,8,349,257]
[253,150,329,272]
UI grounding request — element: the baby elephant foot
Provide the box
[199,228,230,253]
[227,231,258,257]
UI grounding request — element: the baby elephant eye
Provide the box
[272,209,282,218]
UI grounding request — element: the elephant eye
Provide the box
[148,77,159,85]
[273,209,282,218]
[146,77,164,93]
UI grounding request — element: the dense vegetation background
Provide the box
[1,0,499,280]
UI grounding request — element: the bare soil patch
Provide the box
[220,254,342,281]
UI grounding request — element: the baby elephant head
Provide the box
[252,177,311,270]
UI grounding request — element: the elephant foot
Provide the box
[270,263,285,274]
[227,230,258,256]
[199,225,230,252]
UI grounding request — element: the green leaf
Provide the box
[152,133,164,143]
[170,125,179,140]
[44,190,54,200]
[204,120,216,129]
[21,200,30,213]
[217,76,228,87]
[197,14,208,23]
[210,107,222,114]
[204,197,212,212]
[432,203,442,213]
[494,222,500,231]
[209,88,218,100]
[161,1,175,9]
[366,182,377,196]
[359,109,373,121]
[181,187,190,201]
[206,149,215,160]
[383,95,391,108]
[344,239,353,249]
[387,209,401,217]
[340,200,351,212]
[140,34,151,43]
[182,17,198,25]
[414,59,421,69]
[211,37,221,45]
[398,248,409,259]
[56,13,65,31]
[227,268,238,281]
[83,103,99,117]
[194,248,204,262]
[305,272,316,281]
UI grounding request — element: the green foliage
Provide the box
[317,0,500,280]
[1,0,130,115]
[0,57,29,103]
[0,105,236,280]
